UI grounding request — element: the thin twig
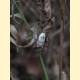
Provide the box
[39,48,49,80]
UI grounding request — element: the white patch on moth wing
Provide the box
[38,41,44,46]
[38,33,46,41]
[37,33,46,47]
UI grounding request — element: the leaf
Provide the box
[14,0,30,30]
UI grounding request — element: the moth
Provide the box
[37,32,46,48]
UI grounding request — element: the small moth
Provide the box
[37,32,46,48]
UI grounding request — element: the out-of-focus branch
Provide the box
[50,28,62,39]
[58,0,65,80]
[53,41,69,49]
